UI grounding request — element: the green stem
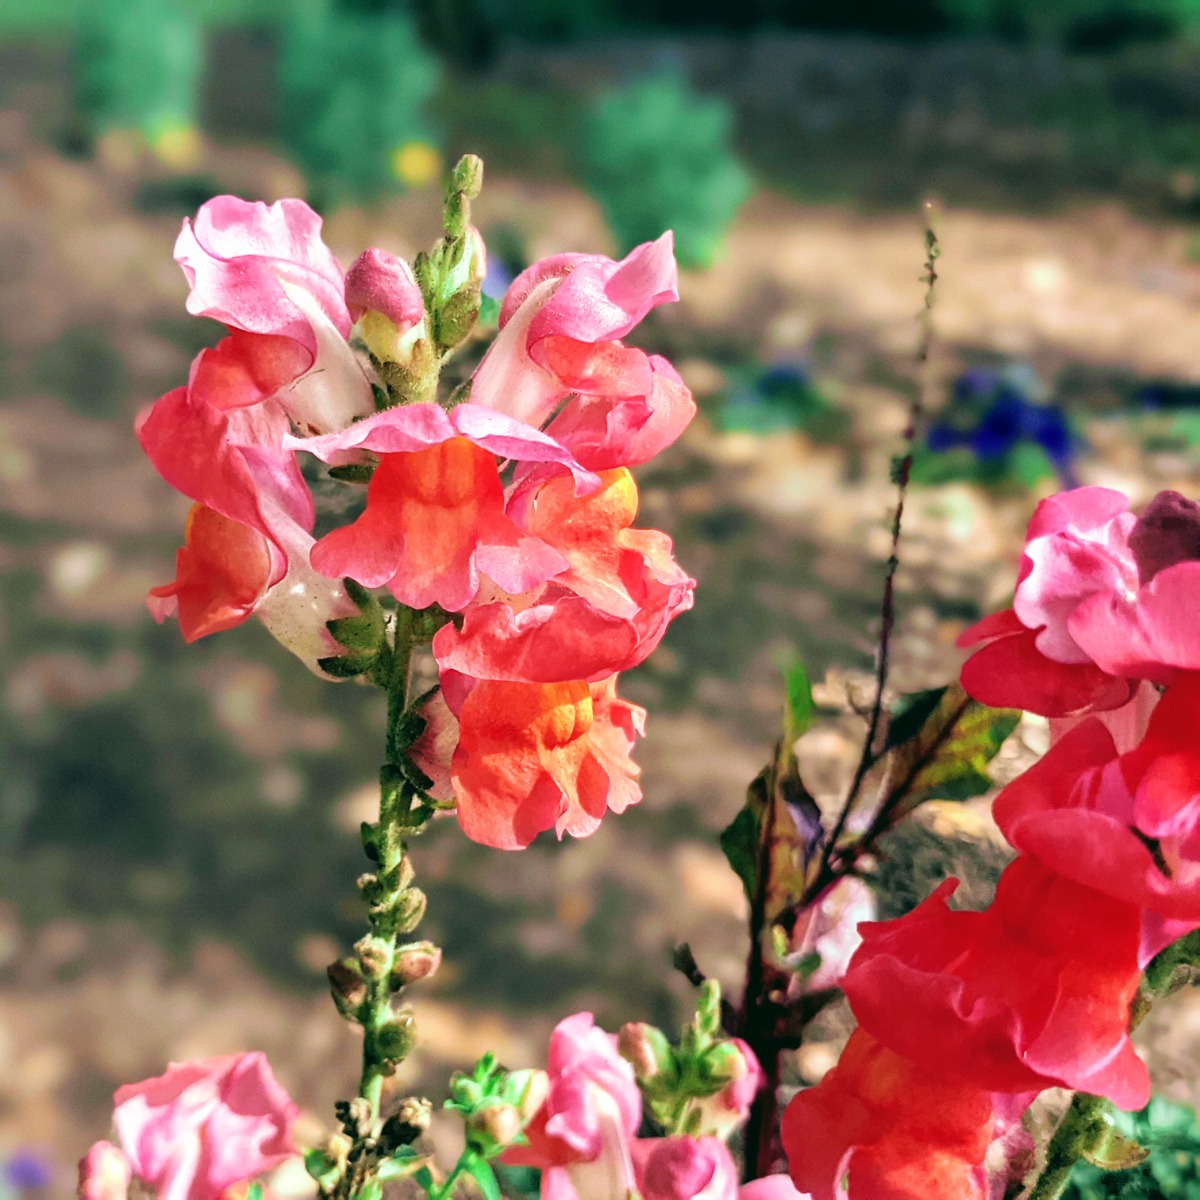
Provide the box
[1026,1093,1109,1200]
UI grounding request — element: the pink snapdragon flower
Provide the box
[959,487,1200,716]
[174,196,373,436]
[634,1137,739,1200]
[503,1013,642,1200]
[102,1052,298,1200]
[786,876,876,993]
[472,235,679,430]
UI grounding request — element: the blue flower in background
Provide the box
[1,1151,52,1196]
[926,365,1079,487]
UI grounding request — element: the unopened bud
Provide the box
[619,1022,674,1081]
[468,1103,522,1150]
[452,154,483,201]
[327,958,368,1017]
[375,1009,417,1063]
[393,941,441,987]
[356,935,392,980]
[394,887,428,933]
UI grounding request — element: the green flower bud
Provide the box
[375,1010,417,1064]
[619,1022,674,1082]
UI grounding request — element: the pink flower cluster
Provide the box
[138,197,697,849]
[78,1053,297,1200]
[507,1013,806,1200]
[782,486,1200,1199]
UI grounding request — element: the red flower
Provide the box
[995,672,1200,960]
[781,1029,994,1200]
[842,857,1148,1108]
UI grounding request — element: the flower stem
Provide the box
[1026,1093,1109,1200]
[326,607,441,1198]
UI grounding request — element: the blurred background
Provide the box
[1,0,1200,1194]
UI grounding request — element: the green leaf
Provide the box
[304,1147,341,1190]
[881,682,1019,814]
[719,804,762,902]
[463,1152,502,1200]
[783,659,815,745]
[416,1165,436,1194]
[354,1180,384,1200]
[245,1186,264,1200]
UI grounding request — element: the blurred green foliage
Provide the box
[73,0,203,142]
[12,0,1200,44]
[278,0,441,203]
[1065,1097,1200,1199]
[579,70,751,269]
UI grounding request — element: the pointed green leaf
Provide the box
[377,1147,425,1182]
[304,1148,341,1190]
[719,803,762,902]
[881,682,1019,814]
[783,660,815,745]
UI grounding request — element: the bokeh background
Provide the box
[2,0,1200,1194]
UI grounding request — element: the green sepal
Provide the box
[1082,1122,1150,1172]
[435,284,482,351]
[317,653,373,679]
[329,462,377,485]
[245,1186,264,1200]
